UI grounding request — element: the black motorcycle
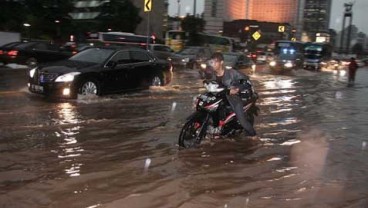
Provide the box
[178,80,259,148]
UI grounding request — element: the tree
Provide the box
[97,0,142,33]
[0,1,28,32]
[180,14,205,46]
[351,43,363,56]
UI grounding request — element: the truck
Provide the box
[303,42,333,71]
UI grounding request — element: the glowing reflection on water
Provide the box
[55,103,84,177]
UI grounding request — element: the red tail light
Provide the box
[0,50,4,55]
[7,50,18,56]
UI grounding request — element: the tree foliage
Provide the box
[181,15,205,46]
[97,0,142,33]
[0,0,142,42]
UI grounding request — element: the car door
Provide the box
[104,50,132,92]
[30,42,58,63]
[127,50,155,89]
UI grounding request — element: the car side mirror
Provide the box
[106,60,117,68]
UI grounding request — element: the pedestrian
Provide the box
[348,57,359,84]
[206,52,257,136]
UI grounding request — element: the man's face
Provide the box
[209,58,223,73]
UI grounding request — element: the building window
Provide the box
[211,0,217,17]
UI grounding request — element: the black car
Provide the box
[269,53,304,72]
[177,46,213,69]
[147,44,187,69]
[2,41,73,66]
[28,46,173,99]
[223,52,256,72]
[0,41,22,65]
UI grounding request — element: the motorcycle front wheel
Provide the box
[178,116,206,148]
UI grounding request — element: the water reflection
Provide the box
[55,102,84,177]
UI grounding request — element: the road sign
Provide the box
[252,31,261,40]
[278,26,285,32]
[144,0,152,12]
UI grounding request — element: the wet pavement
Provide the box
[1,65,368,208]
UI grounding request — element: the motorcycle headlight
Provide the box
[269,61,276,67]
[29,67,37,78]
[200,63,207,69]
[55,72,81,82]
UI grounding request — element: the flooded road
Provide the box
[1,66,368,208]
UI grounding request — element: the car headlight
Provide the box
[182,58,189,63]
[269,61,276,67]
[284,62,293,68]
[251,64,256,71]
[55,72,81,82]
[29,67,37,78]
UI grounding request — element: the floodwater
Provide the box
[0,66,368,208]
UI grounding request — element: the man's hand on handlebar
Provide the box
[229,87,239,95]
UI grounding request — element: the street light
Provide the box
[55,19,61,37]
[23,23,31,40]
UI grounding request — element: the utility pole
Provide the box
[340,2,354,53]
[177,0,181,17]
[193,0,197,16]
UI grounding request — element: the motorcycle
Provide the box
[178,80,259,148]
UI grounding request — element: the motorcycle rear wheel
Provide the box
[178,119,204,148]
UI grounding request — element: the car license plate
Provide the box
[32,84,44,92]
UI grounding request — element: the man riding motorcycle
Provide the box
[205,52,257,136]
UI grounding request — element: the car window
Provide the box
[154,45,171,52]
[15,42,36,49]
[130,51,150,62]
[70,48,115,64]
[47,44,60,51]
[111,51,130,64]
[33,43,48,50]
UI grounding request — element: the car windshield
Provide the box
[69,48,115,64]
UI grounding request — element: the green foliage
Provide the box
[351,43,364,55]
[97,0,142,33]
[181,15,205,46]
[0,0,142,42]
[0,1,27,32]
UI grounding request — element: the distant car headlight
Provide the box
[55,72,81,82]
[182,58,189,63]
[200,63,207,69]
[269,61,276,67]
[29,67,37,78]
[284,62,293,68]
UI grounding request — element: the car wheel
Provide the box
[78,80,100,96]
[26,58,37,67]
[151,74,164,86]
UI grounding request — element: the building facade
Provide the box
[69,0,167,40]
[303,0,332,41]
[203,0,332,42]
